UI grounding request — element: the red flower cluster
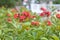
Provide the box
[31,21,40,26]
[19,11,31,22]
[22,11,31,18]
[13,11,31,22]
[40,7,51,17]
[56,14,60,19]
[40,11,51,17]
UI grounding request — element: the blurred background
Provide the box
[0,0,60,7]
[0,0,60,13]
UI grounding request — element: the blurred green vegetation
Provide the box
[53,0,60,4]
[0,0,22,8]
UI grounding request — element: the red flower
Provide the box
[31,21,40,26]
[40,12,45,17]
[19,16,26,22]
[22,11,31,17]
[20,15,26,20]
[56,14,60,19]
[47,21,52,26]
[45,11,51,17]
[40,7,47,11]
[14,13,18,19]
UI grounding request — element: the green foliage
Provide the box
[0,7,60,40]
[53,0,60,4]
[0,0,19,8]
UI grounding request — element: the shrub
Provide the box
[53,0,60,4]
[0,0,19,8]
[0,7,60,40]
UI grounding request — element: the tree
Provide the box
[0,0,19,8]
[53,0,60,4]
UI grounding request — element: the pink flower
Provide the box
[40,7,47,11]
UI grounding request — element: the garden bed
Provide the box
[0,7,60,40]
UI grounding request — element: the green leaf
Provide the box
[24,22,31,26]
[51,35,59,40]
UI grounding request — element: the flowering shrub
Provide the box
[0,7,60,40]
